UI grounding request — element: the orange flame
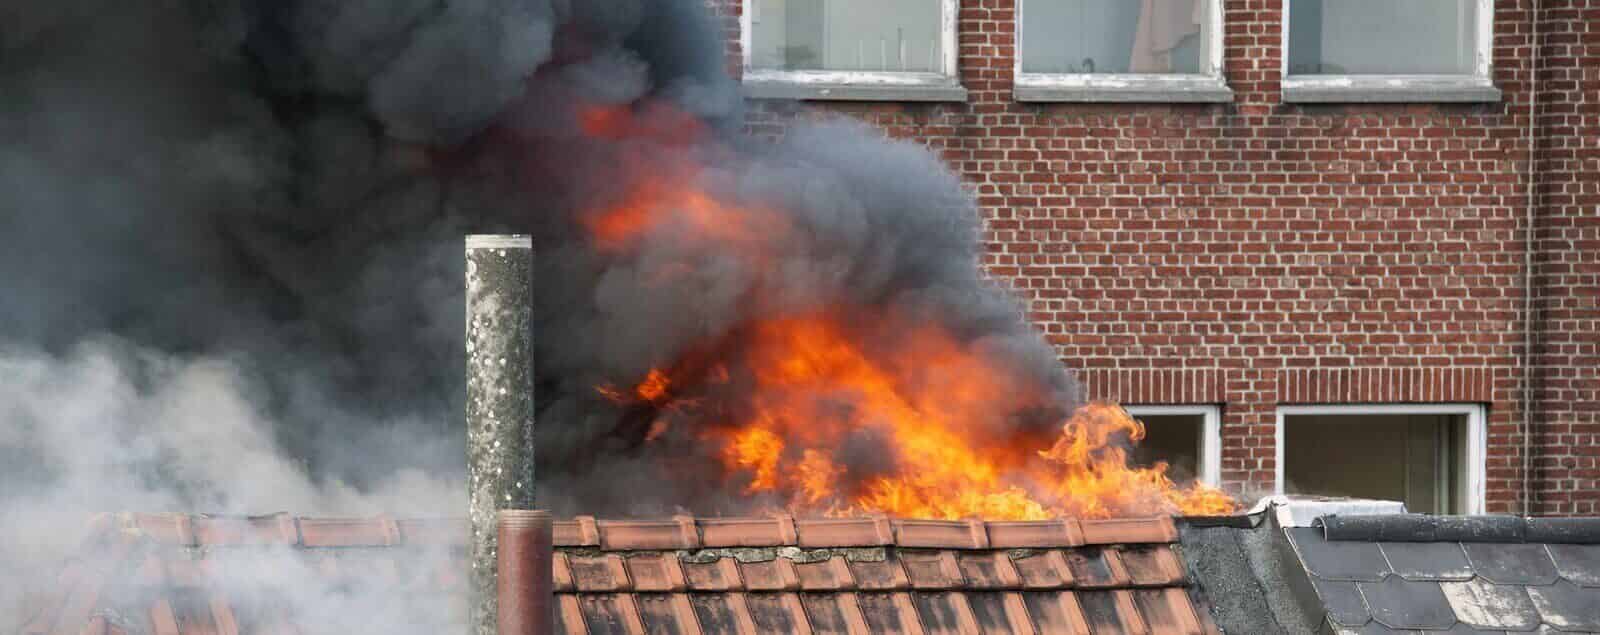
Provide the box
[580,102,1236,520]
[611,316,1235,520]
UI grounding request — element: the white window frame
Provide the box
[1122,404,1222,488]
[740,0,967,102]
[1275,403,1487,515]
[1281,0,1500,103]
[1014,0,1231,103]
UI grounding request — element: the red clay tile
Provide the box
[847,558,912,591]
[687,592,754,635]
[916,591,987,634]
[1133,588,1204,635]
[957,552,1024,589]
[577,593,646,634]
[795,517,893,548]
[210,594,240,635]
[1078,590,1149,635]
[744,592,813,634]
[795,556,857,591]
[566,554,631,592]
[191,514,298,546]
[1010,551,1075,589]
[1078,517,1178,545]
[699,515,798,547]
[1120,545,1188,587]
[1063,547,1131,589]
[901,551,965,590]
[395,518,466,546]
[985,519,1084,549]
[682,557,743,591]
[129,513,196,546]
[553,516,600,547]
[893,519,990,549]
[297,517,398,547]
[555,595,586,634]
[634,593,699,634]
[736,558,802,591]
[551,553,574,592]
[857,592,924,634]
[150,599,180,635]
[1022,591,1091,635]
[800,592,857,634]
[597,517,698,551]
[623,552,688,592]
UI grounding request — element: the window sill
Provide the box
[1014,75,1233,103]
[1282,76,1501,103]
[741,71,968,103]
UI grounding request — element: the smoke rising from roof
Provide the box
[0,0,1078,624]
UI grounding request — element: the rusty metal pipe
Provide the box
[498,510,553,635]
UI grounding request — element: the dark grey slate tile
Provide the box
[1356,576,1456,630]
[1382,542,1474,581]
[1312,578,1372,627]
[1526,579,1600,632]
[1545,544,1600,588]
[1290,527,1392,582]
[1324,622,1398,635]
[1439,578,1540,631]
[1462,543,1560,586]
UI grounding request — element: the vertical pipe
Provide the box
[498,510,553,635]
[466,234,536,635]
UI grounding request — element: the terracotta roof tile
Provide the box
[846,558,911,591]
[699,515,797,548]
[736,558,801,591]
[795,517,894,548]
[794,556,856,591]
[985,519,1084,549]
[1010,550,1075,589]
[681,557,742,591]
[894,519,990,549]
[21,513,1212,635]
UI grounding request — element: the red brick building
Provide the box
[701,0,1598,515]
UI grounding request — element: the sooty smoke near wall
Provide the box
[0,0,1078,622]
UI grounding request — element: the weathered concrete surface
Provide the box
[466,234,535,635]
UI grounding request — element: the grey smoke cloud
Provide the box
[0,0,1077,626]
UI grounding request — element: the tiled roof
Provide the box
[1288,514,1600,633]
[17,513,1216,635]
[17,512,469,635]
[548,515,1215,634]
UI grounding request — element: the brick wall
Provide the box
[706,0,1596,514]
[1530,0,1600,515]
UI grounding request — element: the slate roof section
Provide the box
[18,513,1216,635]
[1287,515,1600,634]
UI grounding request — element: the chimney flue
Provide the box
[498,510,554,635]
[465,234,536,635]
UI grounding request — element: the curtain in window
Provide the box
[1129,0,1203,73]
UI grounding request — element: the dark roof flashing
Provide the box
[1318,514,1600,544]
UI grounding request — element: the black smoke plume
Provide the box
[0,0,1077,621]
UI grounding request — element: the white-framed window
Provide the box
[1122,404,1222,487]
[1282,0,1499,103]
[741,0,966,102]
[1014,0,1231,103]
[1275,404,1487,515]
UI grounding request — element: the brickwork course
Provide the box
[703,0,1599,515]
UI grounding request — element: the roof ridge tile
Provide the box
[1080,517,1178,545]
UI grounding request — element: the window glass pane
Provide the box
[1288,0,1479,75]
[1022,0,1208,74]
[1284,413,1466,514]
[1128,413,1203,482]
[750,0,943,73]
